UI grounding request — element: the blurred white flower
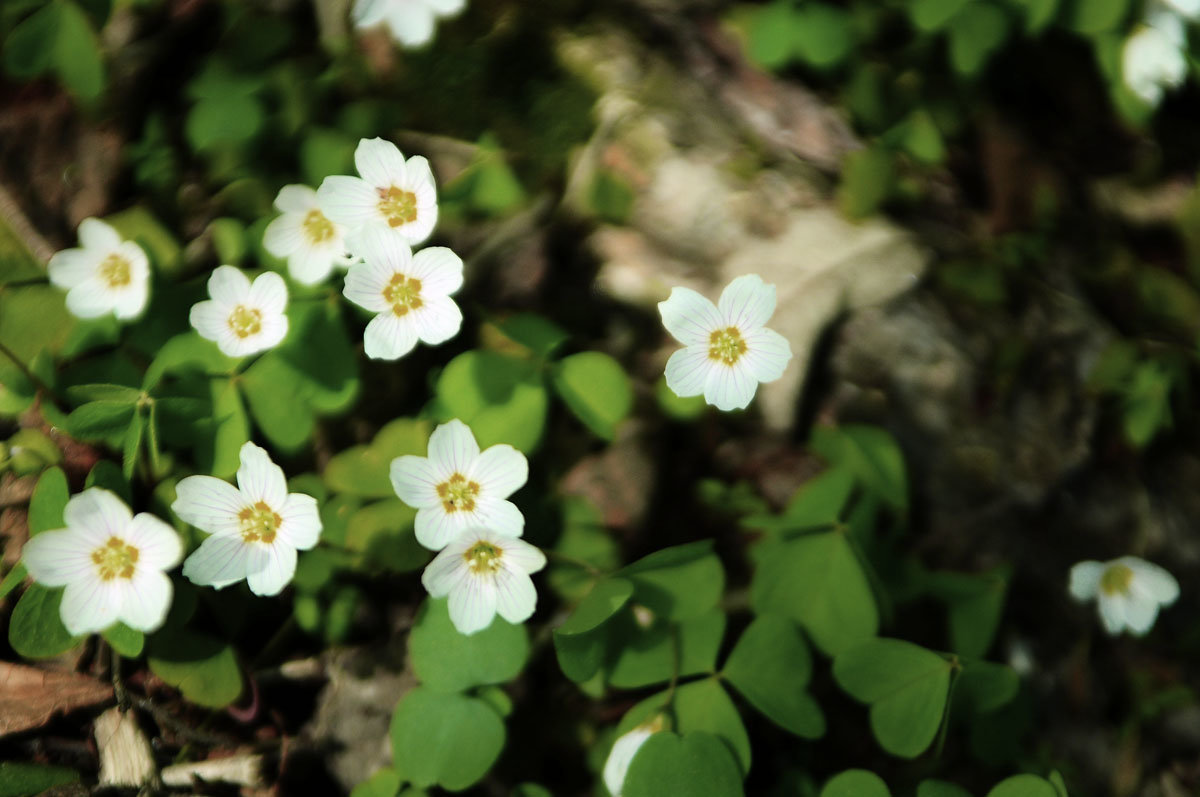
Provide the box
[22,488,182,636]
[1162,0,1200,20]
[602,716,666,797]
[263,185,353,286]
[421,527,545,635]
[391,419,527,551]
[1122,12,1188,106]
[175,442,322,596]
[1069,556,1179,635]
[341,226,463,360]
[658,274,792,411]
[48,218,151,321]
[318,138,438,246]
[189,266,289,358]
[352,0,466,48]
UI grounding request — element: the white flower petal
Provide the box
[318,175,382,231]
[1068,561,1105,602]
[118,570,173,632]
[124,514,183,570]
[408,246,463,297]
[493,568,537,624]
[397,201,437,245]
[64,489,132,543]
[274,184,319,214]
[390,455,444,508]
[173,475,245,535]
[411,294,462,345]
[499,536,547,574]
[475,497,524,538]
[1098,594,1128,635]
[263,213,305,258]
[425,0,466,14]
[78,218,122,251]
[414,505,471,550]
[355,138,408,189]
[447,572,497,634]
[255,313,289,352]
[288,245,339,285]
[47,249,98,289]
[183,534,251,589]
[703,361,757,411]
[208,265,251,306]
[385,1,437,47]
[112,281,149,320]
[1122,595,1159,635]
[343,261,392,313]
[742,327,792,384]
[245,543,297,596]
[278,493,322,551]
[189,300,228,344]
[247,271,288,316]
[659,287,722,347]
[21,529,95,587]
[469,444,527,498]
[718,274,776,332]
[66,280,118,319]
[603,726,654,797]
[1123,557,1180,605]
[428,419,480,476]
[60,577,122,635]
[348,225,414,276]
[363,312,419,360]
[422,544,470,596]
[352,0,389,27]
[664,345,712,398]
[236,442,288,508]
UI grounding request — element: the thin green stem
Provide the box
[0,338,62,404]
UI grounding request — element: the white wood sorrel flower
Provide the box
[658,274,793,411]
[317,138,438,246]
[1069,556,1179,635]
[342,226,463,360]
[263,185,352,285]
[21,488,182,636]
[391,419,527,550]
[421,528,546,635]
[48,218,151,321]
[175,442,321,596]
[190,266,289,358]
[351,0,466,48]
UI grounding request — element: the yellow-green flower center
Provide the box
[1100,564,1134,596]
[98,254,132,288]
[238,501,281,543]
[377,186,418,228]
[91,536,139,581]
[464,541,503,574]
[302,209,336,244]
[228,305,263,339]
[382,273,423,317]
[708,326,747,366]
[437,472,480,513]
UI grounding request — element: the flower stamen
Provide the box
[238,501,282,544]
[463,541,504,574]
[436,472,480,513]
[302,209,336,244]
[708,326,747,366]
[91,536,139,581]
[228,305,263,339]
[377,186,418,228]
[382,273,423,317]
[1100,564,1134,596]
[98,254,132,288]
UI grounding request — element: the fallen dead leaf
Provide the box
[0,662,113,737]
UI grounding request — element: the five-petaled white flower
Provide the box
[174,442,322,596]
[342,226,463,360]
[263,185,353,286]
[48,218,151,321]
[1122,10,1188,106]
[391,419,527,550]
[1069,556,1179,636]
[421,527,546,635]
[21,488,182,636]
[317,138,438,246]
[659,274,793,411]
[351,0,466,48]
[602,716,666,797]
[189,266,289,358]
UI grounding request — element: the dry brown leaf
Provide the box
[0,662,113,737]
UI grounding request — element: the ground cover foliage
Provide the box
[1,0,1200,795]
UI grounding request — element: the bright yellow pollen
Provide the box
[436,473,480,513]
[302,209,335,244]
[91,537,139,581]
[464,541,503,574]
[98,254,132,288]
[1100,564,1134,596]
[382,273,423,317]
[708,326,747,365]
[238,501,281,543]
[228,305,262,339]
[377,186,418,228]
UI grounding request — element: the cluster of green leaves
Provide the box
[1,0,107,102]
[819,769,1070,797]
[732,0,1165,217]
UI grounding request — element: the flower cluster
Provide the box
[391,419,546,634]
[1122,0,1198,106]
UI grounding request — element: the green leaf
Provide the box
[792,3,854,68]
[6,429,62,475]
[104,206,183,277]
[557,578,634,635]
[349,768,401,797]
[434,350,548,454]
[1014,0,1059,32]
[28,467,68,535]
[551,352,633,441]
[143,332,236,390]
[205,378,249,478]
[102,622,145,658]
[1048,771,1069,797]
[722,615,825,738]
[494,313,569,359]
[901,110,946,165]
[833,638,953,758]
[986,775,1058,797]
[9,585,82,659]
[241,355,317,451]
[671,679,751,775]
[955,661,1019,715]
[147,628,243,708]
[0,565,27,600]
[751,530,878,656]
[0,761,80,797]
[655,375,706,421]
[589,170,635,224]
[838,146,895,219]
[607,610,726,688]
[547,497,619,601]
[65,400,135,441]
[3,3,60,78]
[620,541,724,621]
[186,94,264,151]
[746,1,800,70]
[909,0,971,31]
[926,569,1008,658]
[323,418,431,498]
[409,597,529,692]
[918,781,972,797]
[622,732,743,797]
[389,687,505,791]
[948,3,1010,76]
[275,301,360,414]
[1123,360,1172,447]
[343,499,428,572]
[54,0,105,100]
[122,410,145,480]
[821,771,890,797]
[1069,0,1128,34]
[811,425,908,512]
[85,459,131,504]
[742,466,854,534]
[66,383,141,404]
